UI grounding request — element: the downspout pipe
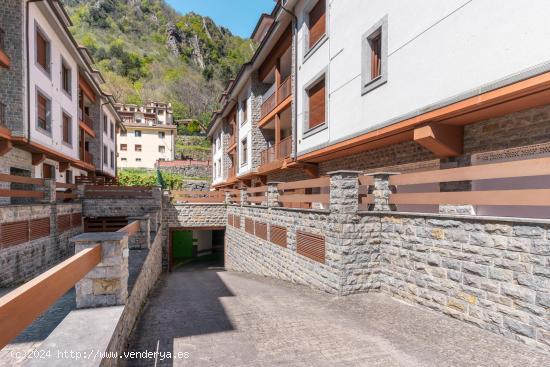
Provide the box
[281,3,298,160]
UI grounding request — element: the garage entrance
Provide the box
[169,227,225,271]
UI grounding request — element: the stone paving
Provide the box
[0,289,76,367]
[124,264,550,367]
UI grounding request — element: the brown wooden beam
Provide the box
[302,163,319,178]
[32,153,46,166]
[0,140,12,156]
[59,162,70,172]
[414,123,463,158]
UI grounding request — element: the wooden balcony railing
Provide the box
[55,182,77,201]
[279,136,292,159]
[277,76,291,104]
[83,151,93,165]
[260,145,277,166]
[260,136,292,166]
[79,109,94,130]
[261,92,277,119]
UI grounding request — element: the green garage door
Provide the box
[172,230,195,259]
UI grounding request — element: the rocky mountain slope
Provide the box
[62,0,256,125]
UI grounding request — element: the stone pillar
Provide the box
[75,183,86,200]
[267,182,281,207]
[73,232,129,308]
[367,172,400,211]
[240,187,248,206]
[128,215,151,249]
[328,171,361,214]
[224,190,232,205]
[42,179,56,203]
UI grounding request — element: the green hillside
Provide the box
[62,0,256,126]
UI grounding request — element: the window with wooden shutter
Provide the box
[121,144,127,151]
[36,28,49,72]
[62,113,71,144]
[62,61,71,95]
[37,92,50,131]
[103,145,108,164]
[370,33,382,79]
[296,231,325,263]
[307,77,325,129]
[362,16,388,94]
[135,144,142,152]
[308,0,326,49]
[270,225,287,248]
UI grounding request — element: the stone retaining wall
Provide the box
[105,229,163,366]
[373,212,550,349]
[0,203,82,286]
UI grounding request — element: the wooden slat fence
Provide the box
[358,157,550,209]
[0,173,44,201]
[56,182,77,201]
[85,185,153,199]
[278,177,330,209]
[246,185,268,205]
[171,190,225,204]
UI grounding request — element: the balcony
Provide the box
[79,109,96,137]
[260,76,292,120]
[260,136,292,167]
[83,151,93,165]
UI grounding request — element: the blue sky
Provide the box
[166,0,275,38]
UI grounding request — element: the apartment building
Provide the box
[208,0,550,217]
[0,0,121,185]
[116,102,176,169]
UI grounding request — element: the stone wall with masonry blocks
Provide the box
[0,202,82,286]
[374,212,550,349]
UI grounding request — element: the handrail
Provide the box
[277,76,292,104]
[0,245,101,349]
[116,220,140,236]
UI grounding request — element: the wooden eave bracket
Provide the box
[0,140,13,156]
[32,153,46,166]
[414,123,463,158]
[59,162,70,172]
[302,163,319,178]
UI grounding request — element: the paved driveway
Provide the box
[124,265,549,367]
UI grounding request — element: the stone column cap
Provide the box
[365,171,401,176]
[72,232,126,242]
[326,170,363,175]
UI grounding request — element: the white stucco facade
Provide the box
[117,126,176,169]
[237,85,252,176]
[294,0,550,155]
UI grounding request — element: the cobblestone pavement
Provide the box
[124,266,550,367]
[0,289,76,366]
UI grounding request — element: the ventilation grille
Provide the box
[30,217,50,241]
[245,217,254,234]
[270,225,287,248]
[227,214,234,227]
[1,221,29,248]
[71,213,82,228]
[233,215,241,229]
[57,214,72,233]
[296,231,325,264]
[255,222,267,240]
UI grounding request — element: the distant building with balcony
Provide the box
[0,0,121,183]
[116,102,176,169]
